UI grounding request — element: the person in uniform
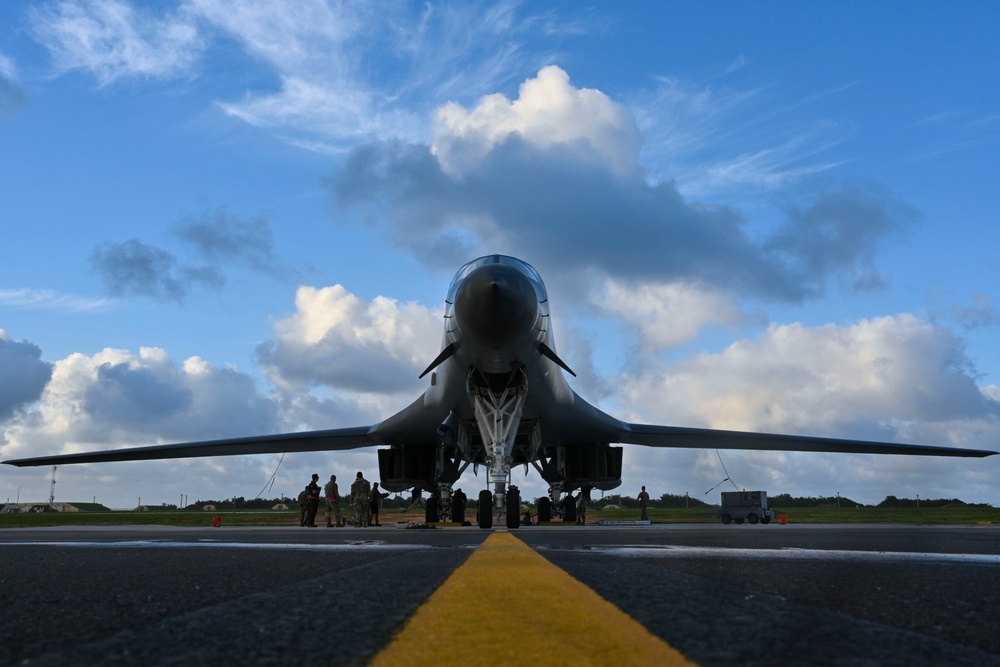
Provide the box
[324,474,342,527]
[368,482,389,526]
[297,485,309,526]
[305,473,321,527]
[451,488,467,523]
[637,485,650,521]
[351,471,371,527]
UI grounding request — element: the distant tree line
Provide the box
[875,495,991,508]
[769,494,861,508]
[768,494,992,508]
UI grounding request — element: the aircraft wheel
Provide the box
[747,513,759,524]
[425,495,438,523]
[563,500,577,523]
[538,497,552,522]
[734,518,744,524]
[720,513,732,525]
[477,490,493,529]
[761,515,771,525]
[506,489,521,529]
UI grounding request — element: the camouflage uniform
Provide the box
[369,483,389,526]
[297,487,309,526]
[324,476,342,527]
[351,472,371,527]
[637,486,650,521]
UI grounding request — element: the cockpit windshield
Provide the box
[446,255,547,303]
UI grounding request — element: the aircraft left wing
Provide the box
[2,426,378,467]
[618,423,998,457]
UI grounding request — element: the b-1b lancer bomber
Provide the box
[5,255,996,527]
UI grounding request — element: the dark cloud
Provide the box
[0,74,29,117]
[257,336,421,395]
[0,335,52,421]
[91,238,222,302]
[329,138,912,304]
[952,292,1000,330]
[766,183,916,296]
[85,362,193,427]
[173,207,293,280]
[77,357,282,444]
[91,208,293,301]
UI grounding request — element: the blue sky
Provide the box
[2,1,999,509]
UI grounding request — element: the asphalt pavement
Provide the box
[1,523,997,666]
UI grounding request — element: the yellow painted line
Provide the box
[369,531,697,667]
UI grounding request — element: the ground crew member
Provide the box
[351,471,371,527]
[369,482,389,526]
[637,485,650,521]
[297,485,309,526]
[451,488,467,523]
[324,474,342,527]
[305,473,321,527]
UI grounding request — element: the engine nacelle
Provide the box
[536,444,623,492]
[378,445,463,494]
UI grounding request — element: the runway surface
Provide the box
[1,522,998,666]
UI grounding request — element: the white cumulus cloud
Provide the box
[432,65,642,178]
[257,283,441,402]
[597,279,749,351]
[617,314,998,439]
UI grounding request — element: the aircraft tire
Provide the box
[506,489,521,529]
[538,497,552,522]
[563,501,577,523]
[477,490,493,529]
[734,518,744,524]
[720,513,732,525]
[747,513,759,524]
[761,515,771,525]
[425,495,438,523]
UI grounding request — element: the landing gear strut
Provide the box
[469,368,527,529]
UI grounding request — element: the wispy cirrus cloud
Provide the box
[0,288,115,312]
[630,75,852,198]
[28,0,571,150]
[28,0,204,85]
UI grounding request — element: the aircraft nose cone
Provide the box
[454,263,538,348]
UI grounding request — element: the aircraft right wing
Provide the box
[619,423,998,457]
[2,426,379,467]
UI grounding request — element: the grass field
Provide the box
[2,504,998,528]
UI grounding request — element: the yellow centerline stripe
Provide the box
[369,531,698,667]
